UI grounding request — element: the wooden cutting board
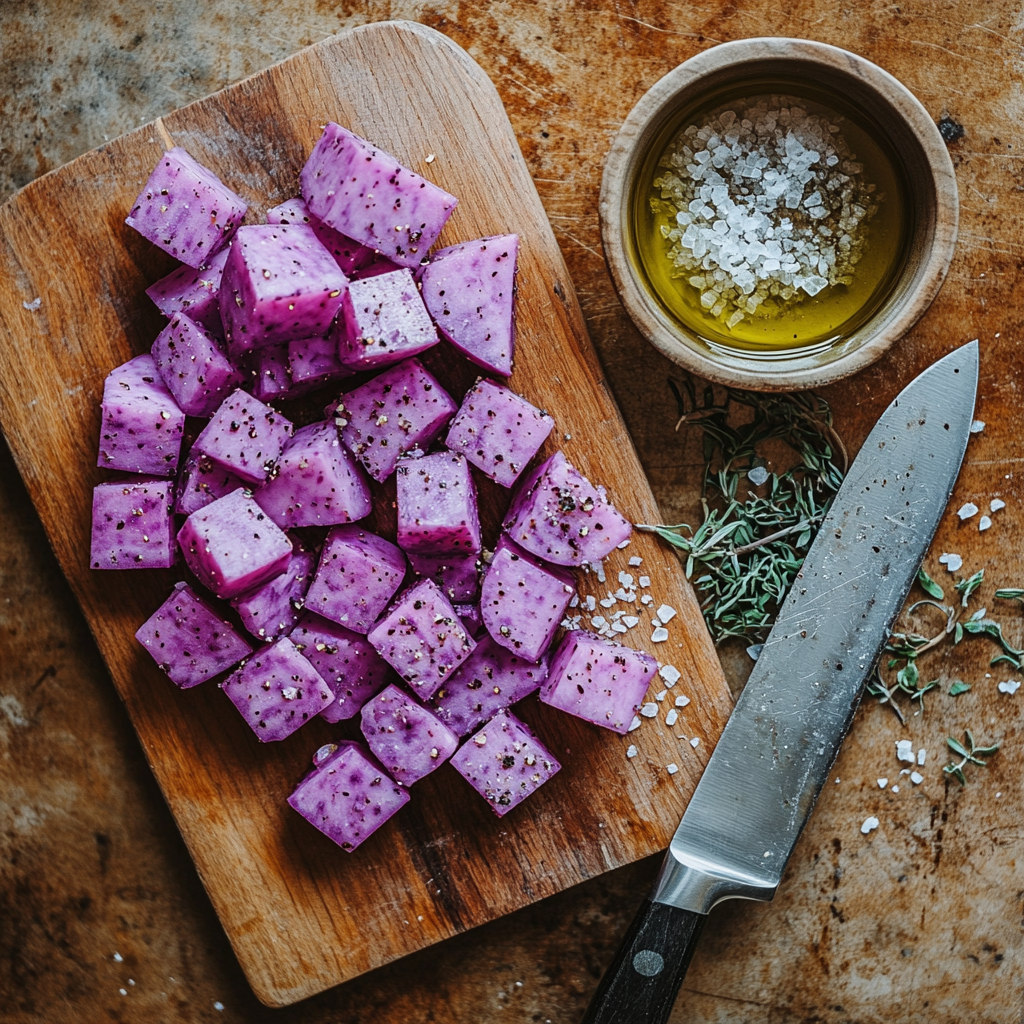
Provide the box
[0,20,732,1007]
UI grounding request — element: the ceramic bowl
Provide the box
[600,38,958,391]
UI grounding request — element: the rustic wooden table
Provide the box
[2,3,1021,1022]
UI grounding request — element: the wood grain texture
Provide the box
[0,21,731,1007]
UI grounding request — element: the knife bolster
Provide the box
[651,847,778,913]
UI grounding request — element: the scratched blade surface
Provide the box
[664,342,978,898]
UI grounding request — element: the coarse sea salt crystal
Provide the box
[659,664,681,685]
[652,626,669,642]
[917,749,926,766]
[910,772,924,785]
[991,498,1006,512]
[667,763,679,775]
[640,594,653,605]
[747,643,763,661]
[628,555,643,567]
[861,816,880,834]
[586,595,597,611]
[640,702,659,718]
[639,576,651,588]
[656,604,677,623]
[957,502,979,520]
[877,777,888,788]
[623,615,639,628]
[666,709,679,726]
[675,695,690,707]
[896,739,914,762]
[970,420,985,433]
[689,736,700,748]
[618,571,634,587]
[626,744,638,759]
[628,715,642,732]
[998,679,1021,694]
[980,516,992,531]
[938,552,963,572]
[892,784,900,793]
[747,465,770,486]
[655,689,667,701]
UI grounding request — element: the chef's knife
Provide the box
[581,341,979,1024]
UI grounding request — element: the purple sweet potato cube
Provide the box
[151,312,245,417]
[333,268,438,372]
[420,234,519,376]
[192,389,293,484]
[245,343,293,401]
[288,335,353,393]
[539,630,657,734]
[254,420,371,529]
[450,710,560,817]
[396,451,481,557]
[455,602,484,638]
[91,478,176,569]
[445,378,554,488]
[266,197,375,276]
[289,612,391,722]
[97,354,185,477]
[135,581,252,688]
[300,123,457,268]
[126,147,247,268]
[481,535,575,662]
[175,447,247,516]
[288,740,410,851]
[360,683,459,785]
[352,253,403,280]
[177,487,292,599]
[336,358,457,483]
[408,551,481,603]
[431,636,549,737]
[219,224,348,356]
[503,451,632,566]
[366,578,476,701]
[220,636,334,741]
[145,246,230,335]
[230,545,317,641]
[305,525,407,633]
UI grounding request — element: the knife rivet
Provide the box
[632,950,664,977]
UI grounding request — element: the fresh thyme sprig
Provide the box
[637,378,845,644]
[943,730,1000,785]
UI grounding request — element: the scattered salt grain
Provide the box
[979,516,992,531]
[586,595,597,611]
[119,989,127,996]
[655,689,667,701]
[689,737,700,748]
[569,595,579,608]
[656,604,677,624]
[877,778,888,788]
[640,703,659,718]
[599,596,616,608]
[675,695,690,707]
[628,715,642,732]
[938,552,963,572]
[666,709,679,726]
[214,1002,225,1012]
[747,643,763,661]
[896,739,915,763]
[113,953,123,963]
[991,498,1006,512]
[639,576,651,588]
[861,816,880,835]
[998,679,1021,695]
[667,763,679,775]
[970,420,985,433]
[640,594,653,605]
[910,772,924,785]
[628,555,643,566]
[652,626,669,642]
[617,539,630,549]
[626,744,638,758]
[424,153,436,164]
[22,297,41,311]
[623,615,640,628]
[917,748,926,766]
[892,784,900,792]
[659,664,681,685]
[957,502,979,520]
[747,465,770,486]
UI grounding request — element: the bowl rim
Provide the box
[599,37,959,391]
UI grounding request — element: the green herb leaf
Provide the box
[955,570,985,607]
[917,568,945,600]
[948,679,971,696]
[995,588,1024,602]
[946,736,971,759]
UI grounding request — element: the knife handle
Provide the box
[578,898,705,1024]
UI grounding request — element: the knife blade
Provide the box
[580,341,979,1024]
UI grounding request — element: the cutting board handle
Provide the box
[579,898,705,1024]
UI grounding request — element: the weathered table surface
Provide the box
[2,2,1021,1022]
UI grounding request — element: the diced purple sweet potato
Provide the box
[220,636,334,741]
[445,378,553,488]
[97,354,185,478]
[455,602,484,638]
[245,343,292,401]
[305,525,407,633]
[333,268,438,371]
[539,630,656,734]
[145,246,230,335]
[481,535,575,662]
[336,358,457,483]
[300,122,457,268]
[151,312,245,417]
[175,448,247,516]
[266,196,375,276]
[135,581,251,688]
[352,253,403,280]
[230,545,317,641]
[192,389,293,484]
[177,487,292,599]
[396,451,481,557]
[218,224,348,356]
[288,740,410,851]
[431,636,549,737]
[359,683,458,786]
[408,551,481,603]
[254,420,371,529]
[126,147,247,268]
[289,612,391,722]
[420,234,519,375]
[366,578,476,701]
[503,451,632,566]
[288,335,352,394]
[91,478,176,569]
[450,710,560,817]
